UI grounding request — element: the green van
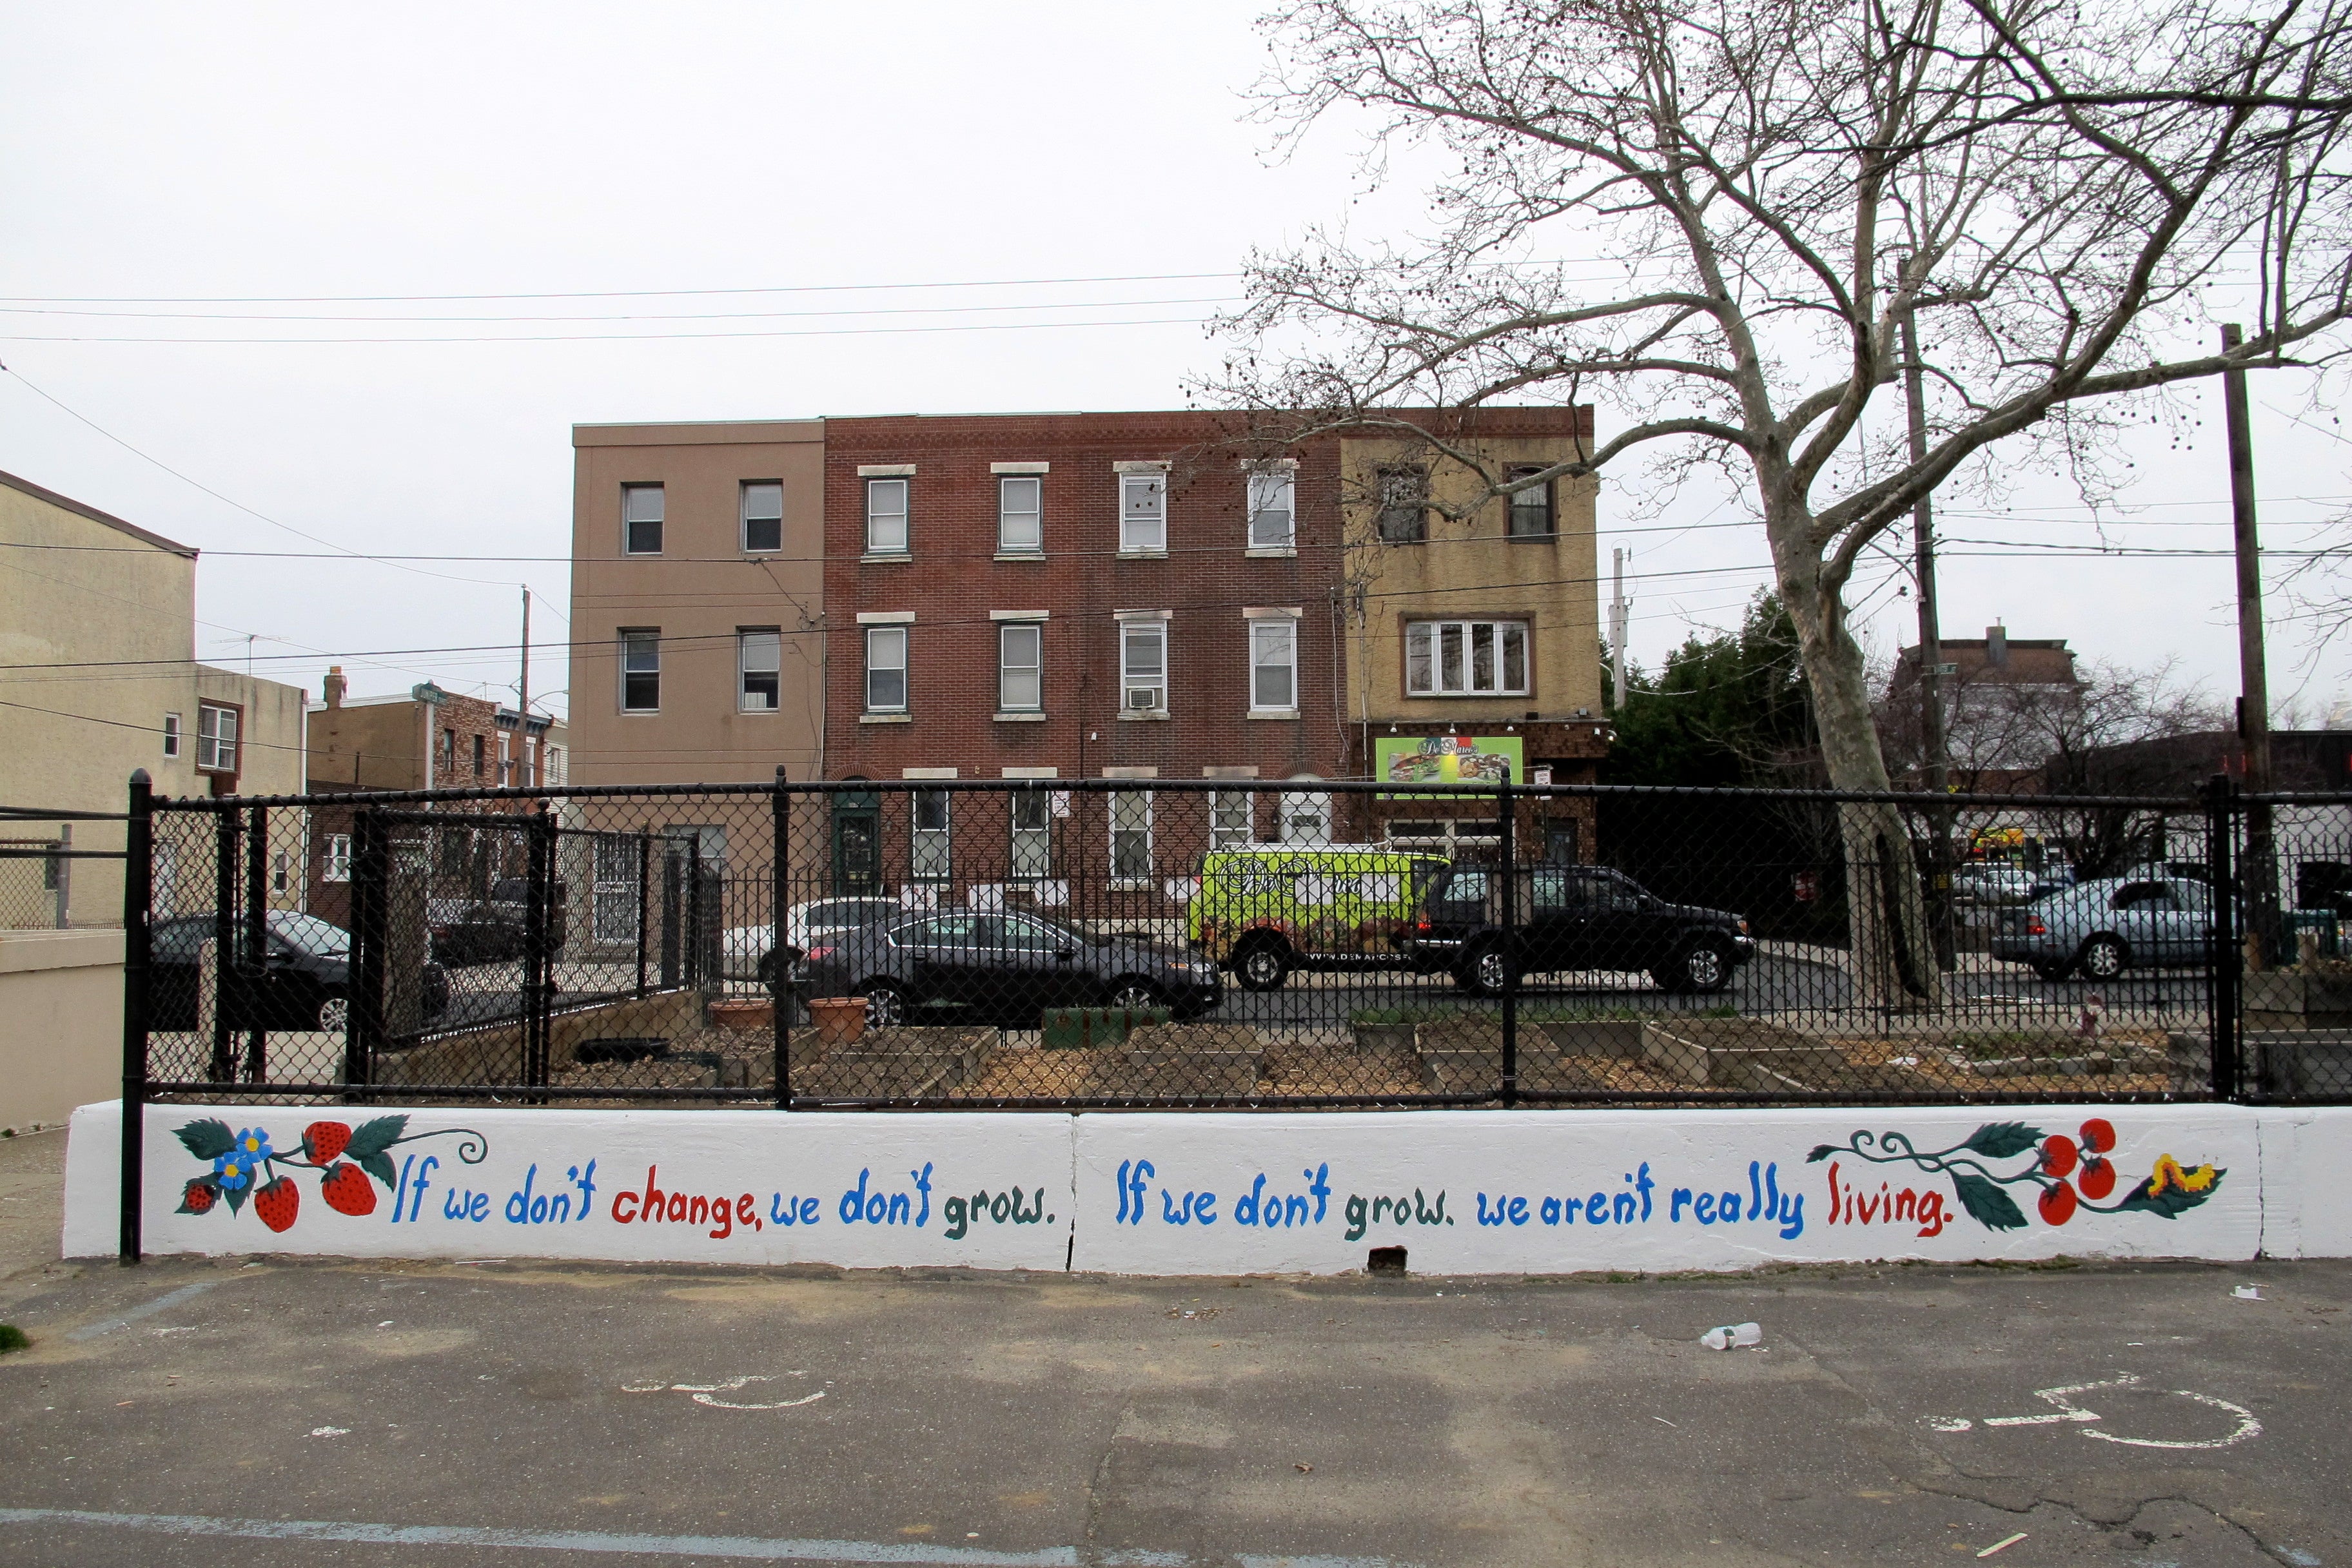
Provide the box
[1186,845,1449,990]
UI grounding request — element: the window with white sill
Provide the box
[999,623,1043,712]
[865,625,908,713]
[1119,471,1166,553]
[1249,620,1297,712]
[739,629,781,712]
[998,476,1042,553]
[1405,619,1528,696]
[1247,470,1295,550]
[1121,620,1166,714]
[866,478,910,554]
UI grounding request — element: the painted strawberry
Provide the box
[181,1179,216,1215]
[253,1176,300,1233]
[2079,1118,2116,1155]
[302,1121,353,1164]
[2078,1157,2117,1201]
[2040,1134,2079,1178]
[2037,1181,2078,1226]
[320,1162,376,1217]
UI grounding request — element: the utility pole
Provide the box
[1608,547,1631,710]
[1902,308,1957,970]
[2221,322,2278,970]
[516,586,532,787]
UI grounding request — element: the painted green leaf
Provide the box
[1951,1172,2029,1231]
[1961,1123,2044,1160]
[223,1183,249,1216]
[342,1115,409,1160]
[1807,1143,1841,1163]
[357,1150,398,1191]
[174,1119,236,1161]
[2116,1166,2226,1219]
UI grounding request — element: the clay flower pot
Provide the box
[807,996,868,1046]
[707,998,774,1032]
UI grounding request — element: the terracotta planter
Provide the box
[807,996,868,1047]
[707,998,774,1032]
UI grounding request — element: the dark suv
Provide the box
[1404,863,1757,994]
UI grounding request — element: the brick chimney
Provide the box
[323,665,346,709]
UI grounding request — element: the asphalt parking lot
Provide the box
[0,1125,2342,1567]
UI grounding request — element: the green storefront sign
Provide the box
[1374,734,1526,798]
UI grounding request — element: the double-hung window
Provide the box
[622,484,664,554]
[911,791,951,883]
[865,478,909,554]
[741,481,783,553]
[1119,470,1166,553]
[998,623,1043,712]
[998,476,1042,553]
[196,702,239,773]
[322,834,352,883]
[162,712,182,758]
[1010,789,1052,879]
[864,626,908,713]
[1120,619,1167,714]
[738,629,781,711]
[620,629,661,712]
[1406,619,1529,696]
[1247,469,1295,550]
[1209,792,1254,850]
[1505,466,1554,538]
[1376,466,1427,543]
[1110,791,1153,882]
[1249,618,1298,713]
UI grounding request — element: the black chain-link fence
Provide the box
[121,773,2352,1110]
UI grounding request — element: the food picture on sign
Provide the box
[1376,735,1524,794]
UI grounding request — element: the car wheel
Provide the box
[2029,959,2075,982]
[1108,979,1168,1014]
[861,983,906,1029]
[1457,943,1516,996]
[1234,939,1291,992]
[2077,935,2128,981]
[315,994,350,1034]
[1679,940,1732,994]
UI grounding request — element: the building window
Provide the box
[1209,792,1254,850]
[441,727,457,774]
[866,478,909,554]
[1377,466,1427,543]
[497,732,511,782]
[998,476,1042,553]
[545,746,565,785]
[473,734,486,777]
[322,834,352,883]
[162,712,182,758]
[1110,790,1153,882]
[911,790,951,883]
[620,629,661,712]
[593,833,640,945]
[739,629,781,712]
[195,702,240,773]
[741,481,784,553]
[1506,467,1554,537]
[1248,469,1295,550]
[271,852,290,896]
[864,626,907,712]
[1119,471,1166,553]
[1120,620,1166,714]
[999,623,1043,712]
[622,484,664,555]
[1406,619,1529,696]
[1010,789,1052,879]
[1250,619,1297,712]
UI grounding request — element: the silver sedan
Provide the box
[1989,875,2215,981]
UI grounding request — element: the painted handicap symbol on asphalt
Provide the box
[620,1373,827,1411]
[1926,1374,2260,1450]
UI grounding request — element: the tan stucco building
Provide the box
[568,422,827,787]
[0,468,306,927]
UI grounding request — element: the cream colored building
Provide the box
[569,422,826,787]
[0,468,306,927]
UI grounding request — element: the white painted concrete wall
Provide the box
[59,1099,2331,1273]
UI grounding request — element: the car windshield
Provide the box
[266,912,351,957]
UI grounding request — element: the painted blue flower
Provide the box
[230,1126,275,1165]
[212,1151,257,1190]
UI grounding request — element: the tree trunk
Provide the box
[1777,534,1944,1012]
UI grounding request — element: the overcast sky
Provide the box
[3,1,2344,736]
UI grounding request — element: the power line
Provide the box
[0,295,1242,326]
[0,315,1218,346]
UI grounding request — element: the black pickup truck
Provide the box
[1402,863,1757,994]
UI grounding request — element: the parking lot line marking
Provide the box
[65,1282,218,1342]
[0,1508,1426,1567]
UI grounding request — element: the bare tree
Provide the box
[1210,0,2352,1003]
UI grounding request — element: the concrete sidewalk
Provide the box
[1,1128,2344,1567]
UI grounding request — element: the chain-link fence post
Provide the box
[634,832,651,999]
[346,805,386,1096]
[1499,772,1518,1108]
[772,767,792,1111]
[210,808,239,1083]
[2204,773,2240,1101]
[243,803,269,1084]
[118,770,152,1264]
[524,802,558,1095]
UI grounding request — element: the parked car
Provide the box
[1404,863,1756,994]
[147,911,451,1032]
[1187,845,1449,991]
[1950,865,2037,906]
[1990,875,2215,981]
[721,896,905,985]
[796,910,1222,1028]
[427,877,567,967]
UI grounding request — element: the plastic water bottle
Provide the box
[1701,1321,1762,1349]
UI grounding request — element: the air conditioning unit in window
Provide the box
[1125,687,1162,712]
